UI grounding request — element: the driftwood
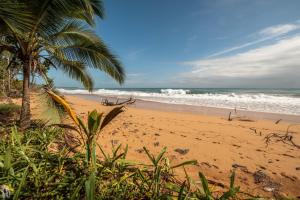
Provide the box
[227,110,254,122]
[101,97,136,106]
[228,112,232,121]
[264,124,300,149]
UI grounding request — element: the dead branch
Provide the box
[264,124,300,149]
[227,109,254,122]
[249,127,262,136]
[228,111,232,121]
[101,97,136,106]
[275,119,282,124]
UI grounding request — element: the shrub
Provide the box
[0,104,20,115]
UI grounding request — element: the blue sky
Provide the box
[49,0,300,88]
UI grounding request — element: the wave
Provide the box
[160,89,190,95]
[57,88,300,115]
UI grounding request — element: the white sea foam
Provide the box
[58,88,300,115]
[160,89,190,95]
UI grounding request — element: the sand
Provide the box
[31,94,300,198]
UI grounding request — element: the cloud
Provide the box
[259,23,300,37]
[127,73,142,77]
[207,21,300,58]
[180,34,300,87]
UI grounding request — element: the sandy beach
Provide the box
[32,94,300,198]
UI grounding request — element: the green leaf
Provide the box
[85,171,96,200]
[199,172,213,198]
[154,147,167,165]
[142,147,155,166]
[13,167,28,200]
[178,181,186,200]
[219,170,240,200]
[87,109,102,135]
[100,106,124,130]
[71,179,85,200]
[77,116,88,136]
[4,148,12,170]
[171,160,198,169]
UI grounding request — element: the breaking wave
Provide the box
[57,88,300,115]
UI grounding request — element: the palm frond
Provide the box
[27,0,105,37]
[46,90,79,125]
[55,41,125,84]
[47,21,124,84]
[52,55,94,90]
[100,106,124,130]
[0,1,33,33]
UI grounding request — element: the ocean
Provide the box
[58,88,300,115]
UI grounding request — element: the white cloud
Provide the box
[260,23,299,37]
[127,73,142,77]
[180,34,300,87]
[207,21,300,58]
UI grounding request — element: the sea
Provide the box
[57,88,300,116]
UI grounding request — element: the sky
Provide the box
[49,0,300,88]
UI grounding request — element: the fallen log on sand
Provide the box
[101,97,136,106]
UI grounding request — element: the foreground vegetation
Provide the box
[0,101,247,200]
[0,125,240,199]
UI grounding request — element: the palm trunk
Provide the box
[20,59,31,129]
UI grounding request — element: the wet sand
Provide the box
[33,94,300,198]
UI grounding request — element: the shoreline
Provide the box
[68,94,300,123]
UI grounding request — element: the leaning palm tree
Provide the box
[0,0,125,129]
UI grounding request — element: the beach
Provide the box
[41,94,300,198]
[2,1,300,199]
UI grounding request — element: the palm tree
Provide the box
[0,0,125,129]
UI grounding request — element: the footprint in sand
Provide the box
[259,165,266,170]
[282,153,295,158]
[280,172,297,181]
[135,148,144,153]
[111,130,118,135]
